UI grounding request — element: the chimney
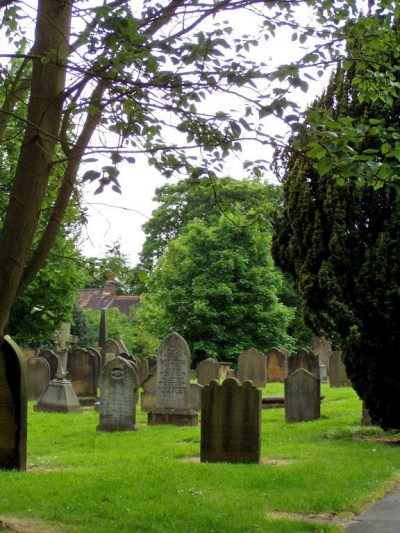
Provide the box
[104,274,117,296]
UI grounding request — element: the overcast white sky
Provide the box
[78,6,331,266]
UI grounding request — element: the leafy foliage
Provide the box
[272,62,400,430]
[139,215,295,365]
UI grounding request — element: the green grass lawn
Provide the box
[0,384,399,533]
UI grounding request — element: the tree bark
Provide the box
[0,0,72,336]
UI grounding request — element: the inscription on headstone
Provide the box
[148,332,197,425]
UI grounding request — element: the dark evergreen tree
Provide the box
[272,55,400,429]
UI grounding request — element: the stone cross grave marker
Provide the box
[97,356,140,431]
[285,368,320,423]
[196,358,220,385]
[200,378,261,464]
[237,347,267,388]
[148,332,197,426]
[0,336,27,471]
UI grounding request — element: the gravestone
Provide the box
[101,339,120,367]
[285,368,320,423]
[27,356,50,400]
[190,383,203,412]
[219,362,232,380]
[200,378,261,464]
[287,349,320,379]
[116,337,129,355]
[237,347,267,388]
[311,336,332,373]
[196,358,220,385]
[35,326,81,413]
[137,358,149,386]
[97,356,139,431]
[40,349,58,380]
[148,332,197,426]
[68,348,100,402]
[99,309,108,348]
[329,351,352,387]
[266,348,287,383]
[0,336,27,471]
[140,369,157,412]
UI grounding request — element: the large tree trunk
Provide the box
[0,0,72,337]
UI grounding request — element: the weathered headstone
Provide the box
[287,349,320,379]
[140,369,157,412]
[27,356,50,400]
[137,358,149,386]
[101,338,120,367]
[200,378,261,463]
[285,368,320,423]
[68,348,100,401]
[219,362,232,380]
[148,332,197,426]
[196,358,220,386]
[329,351,352,387]
[237,347,267,388]
[0,336,27,471]
[190,383,203,411]
[266,348,287,383]
[40,349,58,380]
[97,356,139,431]
[116,337,129,355]
[311,336,332,373]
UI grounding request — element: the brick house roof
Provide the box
[76,277,140,316]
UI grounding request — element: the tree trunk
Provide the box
[0,0,72,337]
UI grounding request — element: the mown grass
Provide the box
[0,384,399,532]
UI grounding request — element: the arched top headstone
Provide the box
[0,336,27,471]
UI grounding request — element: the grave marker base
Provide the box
[34,379,82,413]
[148,408,198,426]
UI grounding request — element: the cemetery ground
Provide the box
[1,385,400,533]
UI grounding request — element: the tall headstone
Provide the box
[148,332,197,426]
[200,378,261,464]
[266,348,287,383]
[0,336,27,471]
[285,368,320,423]
[68,348,100,401]
[99,309,108,348]
[237,347,267,388]
[196,358,220,386]
[27,356,50,400]
[97,356,139,431]
[329,351,352,387]
[287,349,320,379]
